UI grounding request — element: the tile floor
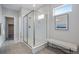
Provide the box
[0,40,65,54]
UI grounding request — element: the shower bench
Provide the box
[47,39,78,54]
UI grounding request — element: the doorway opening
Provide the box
[5,17,14,41]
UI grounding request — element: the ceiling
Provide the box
[2,4,45,11]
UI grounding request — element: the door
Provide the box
[8,24,14,40]
[28,12,34,47]
[35,12,47,46]
[6,17,14,40]
[23,16,28,43]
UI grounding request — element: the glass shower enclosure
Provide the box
[23,10,47,48]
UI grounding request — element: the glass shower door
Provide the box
[28,11,34,47]
[35,11,47,46]
[23,10,47,48]
[23,15,28,43]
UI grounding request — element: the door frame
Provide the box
[5,16,14,41]
[23,10,35,47]
[23,15,28,44]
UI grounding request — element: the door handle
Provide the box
[28,26,31,28]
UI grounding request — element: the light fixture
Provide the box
[38,14,44,20]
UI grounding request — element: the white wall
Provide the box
[0,5,5,46]
[48,4,79,46]
[2,7,19,42]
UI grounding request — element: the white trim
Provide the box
[23,41,47,54]
[23,42,32,49]
[32,42,47,54]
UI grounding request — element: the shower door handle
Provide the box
[28,26,31,28]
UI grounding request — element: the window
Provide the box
[53,4,72,16]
